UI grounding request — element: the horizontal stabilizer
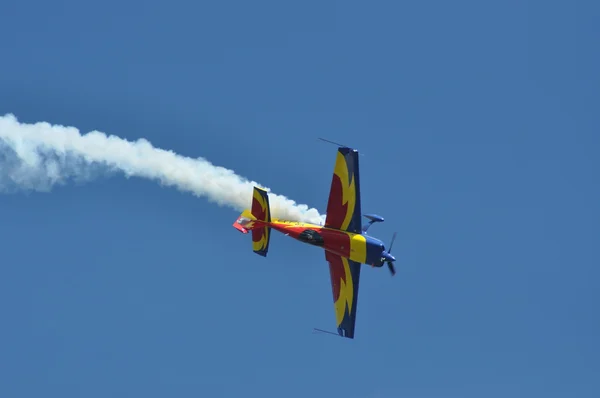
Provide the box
[233,209,255,233]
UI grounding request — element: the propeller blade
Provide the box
[387,261,396,276]
[388,232,397,253]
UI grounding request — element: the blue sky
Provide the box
[1,0,598,397]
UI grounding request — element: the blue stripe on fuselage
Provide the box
[364,235,384,265]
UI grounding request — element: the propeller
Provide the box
[384,232,397,276]
[388,232,397,252]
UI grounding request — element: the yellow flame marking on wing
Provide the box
[253,189,268,220]
[333,152,356,231]
[252,189,269,251]
[253,229,268,251]
[334,257,354,326]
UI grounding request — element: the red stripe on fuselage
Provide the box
[269,222,351,258]
[321,229,351,258]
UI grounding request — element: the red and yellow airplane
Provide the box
[232,145,397,339]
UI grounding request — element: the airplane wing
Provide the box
[324,147,362,233]
[325,250,362,338]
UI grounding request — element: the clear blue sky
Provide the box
[1,1,598,397]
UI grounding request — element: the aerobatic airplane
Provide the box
[232,144,397,339]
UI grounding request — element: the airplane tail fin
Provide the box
[232,187,272,257]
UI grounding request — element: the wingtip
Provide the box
[313,328,344,338]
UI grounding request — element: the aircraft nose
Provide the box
[382,251,395,262]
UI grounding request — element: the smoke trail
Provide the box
[0,113,325,224]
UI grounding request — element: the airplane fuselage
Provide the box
[262,219,387,267]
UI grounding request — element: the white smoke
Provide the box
[0,113,325,224]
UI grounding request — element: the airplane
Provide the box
[232,144,397,339]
